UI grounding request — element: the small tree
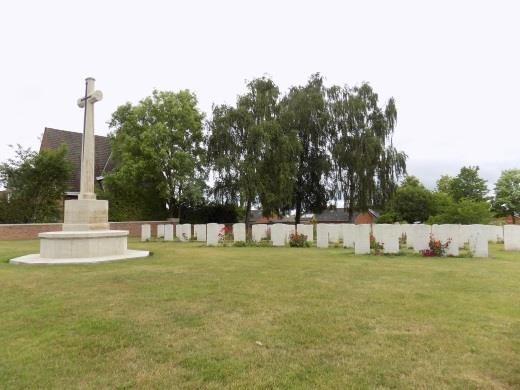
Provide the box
[380,176,433,223]
[0,145,71,223]
[493,169,520,223]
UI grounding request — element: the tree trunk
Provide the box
[347,179,356,222]
[348,204,354,222]
[167,198,175,219]
[245,199,252,239]
[295,197,302,229]
[512,212,516,225]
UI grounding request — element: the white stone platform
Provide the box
[9,229,149,264]
[10,250,149,265]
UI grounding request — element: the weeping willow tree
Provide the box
[207,77,295,227]
[328,83,407,219]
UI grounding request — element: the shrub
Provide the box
[257,239,273,247]
[370,233,384,255]
[289,233,310,247]
[218,225,233,243]
[233,241,247,247]
[377,212,398,224]
[420,234,452,257]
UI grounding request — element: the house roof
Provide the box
[315,208,351,222]
[39,127,113,193]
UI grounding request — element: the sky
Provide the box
[1,0,519,190]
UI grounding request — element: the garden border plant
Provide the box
[420,234,452,257]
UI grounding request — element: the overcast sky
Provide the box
[1,0,518,190]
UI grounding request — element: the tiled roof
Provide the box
[315,208,351,222]
[39,127,113,193]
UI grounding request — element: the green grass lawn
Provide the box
[1,240,519,389]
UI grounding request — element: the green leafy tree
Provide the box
[279,74,330,224]
[493,169,520,223]
[379,176,433,223]
[428,198,491,224]
[429,191,453,216]
[436,175,453,193]
[429,168,491,224]
[448,166,488,202]
[328,83,407,219]
[208,77,293,227]
[106,90,206,220]
[0,144,71,223]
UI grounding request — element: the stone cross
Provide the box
[77,77,103,200]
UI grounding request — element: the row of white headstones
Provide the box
[141,223,520,257]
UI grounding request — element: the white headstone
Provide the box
[384,224,401,253]
[459,225,471,248]
[468,225,488,257]
[284,224,295,242]
[181,224,191,241]
[141,224,151,242]
[371,224,385,248]
[341,224,355,248]
[252,224,268,242]
[164,224,174,241]
[218,224,226,240]
[157,224,165,239]
[316,224,329,248]
[233,223,246,242]
[432,224,459,256]
[504,225,520,251]
[492,225,504,242]
[175,225,183,240]
[271,224,286,246]
[409,224,431,252]
[206,223,219,246]
[354,224,371,255]
[373,224,400,254]
[194,224,206,241]
[327,224,340,243]
[297,224,314,242]
[399,224,412,248]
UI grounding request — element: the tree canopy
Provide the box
[379,173,493,225]
[436,166,488,202]
[493,169,520,223]
[328,83,407,219]
[279,74,330,224]
[207,77,295,227]
[379,176,433,223]
[5,74,519,227]
[0,145,71,223]
[106,89,206,220]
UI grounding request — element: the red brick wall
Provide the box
[505,216,520,225]
[0,221,169,240]
[354,213,376,224]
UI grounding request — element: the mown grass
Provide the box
[0,240,519,389]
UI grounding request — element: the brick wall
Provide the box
[354,212,376,224]
[0,221,169,240]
